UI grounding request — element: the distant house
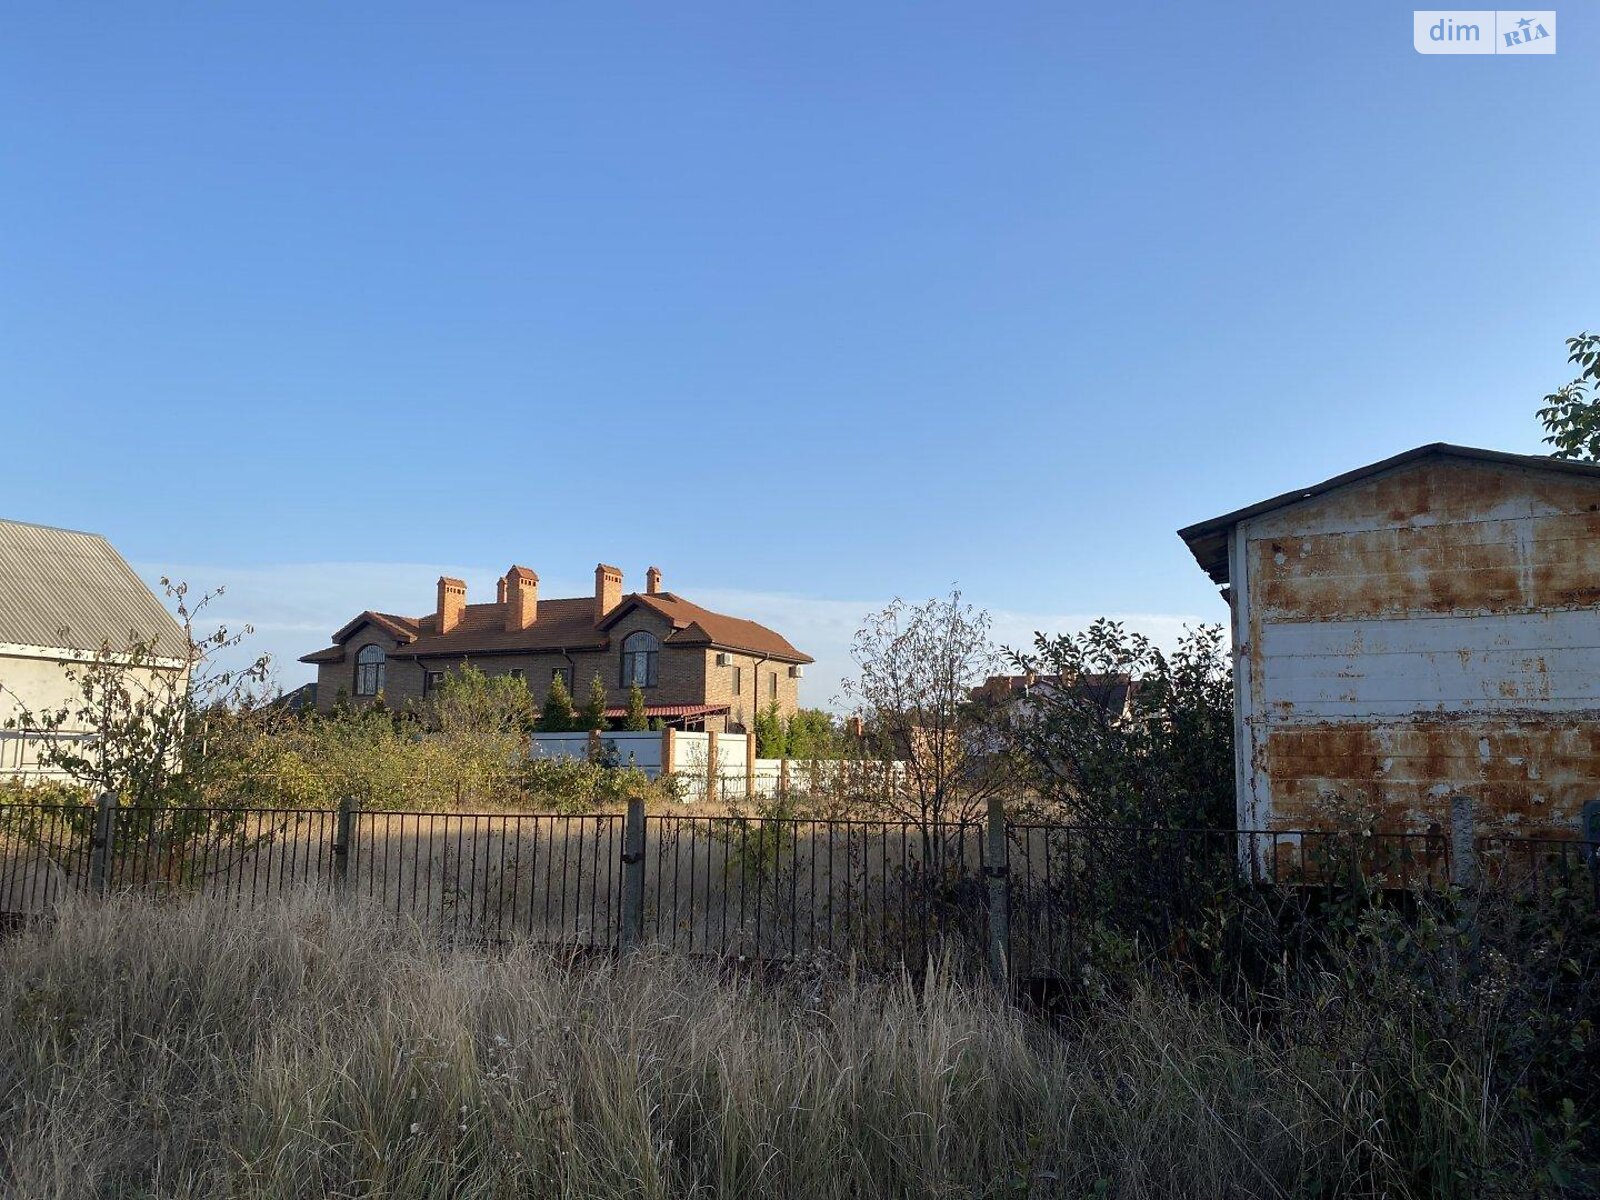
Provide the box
[971,673,1142,722]
[1179,443,1600,842]
[300,563,813,732]
[0,519,189,780]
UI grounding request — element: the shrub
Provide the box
[538,673,576,733]
[578,674,608,733]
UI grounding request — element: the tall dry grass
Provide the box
[0,892,1584,1199]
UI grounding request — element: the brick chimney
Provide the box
[646,565,662,595]
[496,576,508,604]
[594,563,623,621]
[504,565,539,632]
[436,576,466,634]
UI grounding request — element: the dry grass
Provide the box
[0,892,1576,1199]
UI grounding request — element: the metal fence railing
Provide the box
[640,815,987,966]
[2,796,1596,974]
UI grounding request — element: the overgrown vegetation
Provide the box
[997,619,1235,827]
[1,580,273,808]
[0,890,1592,1198]
[1,650,678,814]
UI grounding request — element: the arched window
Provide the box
[355,644,386,696]
[621,631,659,688]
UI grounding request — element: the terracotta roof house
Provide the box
[301,563,812,731]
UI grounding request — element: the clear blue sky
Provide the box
[1,4,1594,700]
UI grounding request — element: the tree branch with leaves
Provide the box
[1537,332,1600,461]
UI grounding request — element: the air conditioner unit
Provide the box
[715,653,733,667]
[789,665,805,679]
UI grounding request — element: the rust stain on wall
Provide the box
[1241,459,1600,840]
[1252,514,1600,621]
[1261,719,1597,837]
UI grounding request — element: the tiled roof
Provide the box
[394,598,610,659]
[0,518,188,660]
[331,611,419,645]
[603,593,813,663]
[301,589,809,665]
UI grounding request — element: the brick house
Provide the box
[300,564,812,731]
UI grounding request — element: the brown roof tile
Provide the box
[329,611,419,644]
[303,589,811,665]
[602,593,813,663]
[394,597,609,658]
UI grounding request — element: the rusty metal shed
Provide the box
[1179,443,1600,841]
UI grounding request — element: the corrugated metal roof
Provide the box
[0,519,188,659]
[600,703,730,718]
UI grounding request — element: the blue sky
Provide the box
[1,4,1594,705]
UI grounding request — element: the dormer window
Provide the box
[355,644,386,696]
[621,631,659,688]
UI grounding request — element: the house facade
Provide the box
[301,564,812,732]
[0,519,190,780]
[1179,444,1600,843]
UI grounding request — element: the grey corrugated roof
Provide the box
[0,519,188,659]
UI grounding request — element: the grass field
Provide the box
[0,892,1586,1198]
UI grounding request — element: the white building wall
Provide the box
[1236,458,1600,838]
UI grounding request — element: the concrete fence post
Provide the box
[88,791,117,898]
[1450,794,1477,889]
[985,795,1009,991]
[707,730,719,806]
[334,796,357,891]
[779,756,791,799]
[587,728,601,763]
[620,797,647,952]
[745,732,756,799]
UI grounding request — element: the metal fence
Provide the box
[640,815,987,965]
[2,796,1596,976]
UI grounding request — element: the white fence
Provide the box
[530,729,904,803]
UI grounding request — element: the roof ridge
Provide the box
[0,516,115,542]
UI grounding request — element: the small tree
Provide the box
[2,579,272,808]
[753,700,787,757]
[787,708,843,760]
[840,589,1005,832]
[579,673,609,732]
[539,673,575,732]
[0,580,288,883]
[994,620,1236,949]
[996,620,1234,828]
[427,663,534,741]
[1537,331,1600,460]
[622,682,650,731]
